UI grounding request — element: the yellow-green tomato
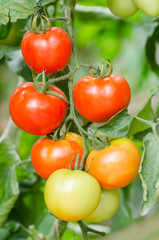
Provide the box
[85,189,120,223]
[44,169,101,222]
[107,0,138,18]
[134,0,159,17]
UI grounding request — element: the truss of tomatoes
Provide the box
[9,25,141,223]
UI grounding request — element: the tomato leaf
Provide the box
[75,5,116,22]
[145,23,159,77]
[128,87,159,137]
[0,221,21,240]
[0,0,39,25]
[0,138,20,227]
[95,109,133,139]
[5,49,32,82]
[0,45,9,60]
[140,132,159,216]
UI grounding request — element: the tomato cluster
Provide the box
[9,23,141,225]
[107,0,159,18]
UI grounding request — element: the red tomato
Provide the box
[86,138,141,189]
[9,82,68,135]
[21,27,72,74]
[31,133,84,179]
[73,74,131,123]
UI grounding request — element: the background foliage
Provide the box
[0,0,159,239]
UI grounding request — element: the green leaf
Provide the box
[0,0,39,24]
[75,5,116,22]
[0,221,21,240]
[0,165,19,227]
[5,49,32,81]
[0,138,20,227]
[0,45,9,59]
[17,131,39,160]
[146,23,159,77]
[128,88,159,137]
[140,132,159,216]
[0,138,21,165]
[95,109,133,139]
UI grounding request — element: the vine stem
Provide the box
[133,115,158,135]
[78,221,106,239]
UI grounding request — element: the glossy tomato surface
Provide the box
[9,82,68,135]
[73,74,131,123]
[86,138,141,189]
[85,188,120,222]
[107,0,138,18]
[31,133,84,179]
[21,27,72,74]
[44,169,101,222]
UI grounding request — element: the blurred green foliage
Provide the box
[0,0,159,239]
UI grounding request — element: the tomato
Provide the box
[44,169,101,222]
[107,0,138,18]
[73,74,131,123]
[86,138,141,189]
[85,189,120,222]
[9,82,68,135]
[65,132,84,148]
[21,27,72,74]
[134,0,159,17]
[31,132,84,179]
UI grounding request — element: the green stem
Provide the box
[78,221,88,240]
[49,17,70,22]
[78,221,106,239]
[133,115,156,129]
[41,70,47,94]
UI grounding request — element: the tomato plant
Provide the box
[31,132,85,179]
[9,82,68,135]
[134,0,159,17]
[86,138,141,189]
[73,74,131,123]
[85,189,120,223]
[44,169,101,222]
[107,0,138,18]
[21,27,72,74]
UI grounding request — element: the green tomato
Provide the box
[107,0,138,18]
[44,169,101,222]
[85,189,120,223]
[134,0,159,17]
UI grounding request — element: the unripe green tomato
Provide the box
[107,0,138,18]
[85,189,120,223]
[44,169,101,222]
[134,0,159,17]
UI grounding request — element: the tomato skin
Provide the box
[73,74,131,123]
[44,169,101,222]
[9,82,68,135]
[21,27,72,74]
[86,138,141,189]
[65,132,84,148]
[85,189,120,222]
[31,133,84,179]
[107,0,138,18]
[134,0,159,17]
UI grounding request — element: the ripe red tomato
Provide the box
[86,138,141,189]
[9,82,68,135]
[73,74,131,123]
[85,188,120,222]
[31,132,85,179]
[21,27,72,74]
[44,169,101,222]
